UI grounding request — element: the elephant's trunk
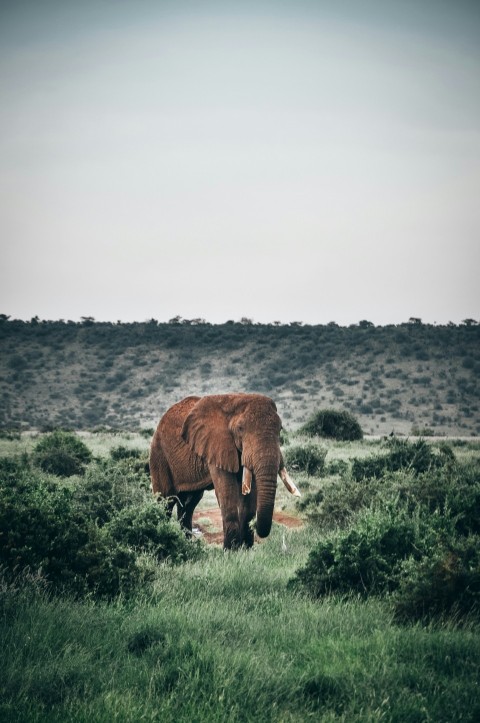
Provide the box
[254,472,277,538]
[244,438,300,539]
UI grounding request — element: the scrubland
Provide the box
[1,316,479,436]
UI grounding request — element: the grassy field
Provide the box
[1,433,480,722]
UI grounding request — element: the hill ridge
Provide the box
[1,317,479,435]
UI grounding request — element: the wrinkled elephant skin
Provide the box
[150,393,299,549]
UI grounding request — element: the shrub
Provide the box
[326,459,349,476]
[283,442,327,476]
[0,428,21,440]
[350,438,452,481]
[0,456,201,599]
[394,536,480,621]
[411,426,435,436]
[73,458,149,523]
[299,409,363,441]
[300,454,480,535]
[33,430,92,476]
[291,449,480,621]
[297,476,379,530]
[110,445,143,461]
[107,504,201,563]
[0,462,144,598]
[290,504,426,598]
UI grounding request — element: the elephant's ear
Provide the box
[181,398,239,473]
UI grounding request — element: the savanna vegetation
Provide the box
[1,429,479,721]
[1,315,479,435]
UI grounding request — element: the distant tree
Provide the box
[168,316,182,324]
[408,317,422,325]
[81,316,95,326]
[462,319,478,327]
[240,317,253,325]
[359,320,374,328]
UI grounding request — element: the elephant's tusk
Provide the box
[242,466,253,495]
[279,467,301,497]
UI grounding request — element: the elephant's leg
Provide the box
[209,468,242,549]
[238,482,257,548]
[221,510,242,550]
[176,490,204,534]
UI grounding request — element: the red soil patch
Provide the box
[192,507,303,545]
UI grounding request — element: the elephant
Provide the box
[150,393,300,549]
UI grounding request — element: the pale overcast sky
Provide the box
[1,0,479,325]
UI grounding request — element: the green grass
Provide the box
[2,535,480,722]
[0,431,151,460]
[1,434,480,721]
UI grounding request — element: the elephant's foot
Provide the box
[242,527,255,548]
[222,518,255,550]
[222,519,243,550]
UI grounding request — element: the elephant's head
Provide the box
[181,393,299,539]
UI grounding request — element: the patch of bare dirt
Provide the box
[192,507,303,545]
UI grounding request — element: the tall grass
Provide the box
[2,525,480,721]
[1,434,480,721]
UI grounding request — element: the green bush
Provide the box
[326,459,349,476]
[299,409,363,441]
[394,536,480,621]
[73,458,149,524]
[0,428,21,440]
[299,457,480,537]
[107,504,201,563]
[110,445,143,461]
[32,430,92,476]
[292,443,480,621]
[283,442,327,476]
[351,438,453,481]
[0,461,147,598]
[291,504,426,598]
[0,456,202,599]
[297,476,378,530]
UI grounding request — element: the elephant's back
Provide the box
[156,395,202,461]
[160,396,201,433]
[154,396,208,482]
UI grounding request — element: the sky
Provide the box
[1,0,479,326]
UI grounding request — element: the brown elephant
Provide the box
[150,393,300,549]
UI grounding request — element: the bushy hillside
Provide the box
[0,315,479,435]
